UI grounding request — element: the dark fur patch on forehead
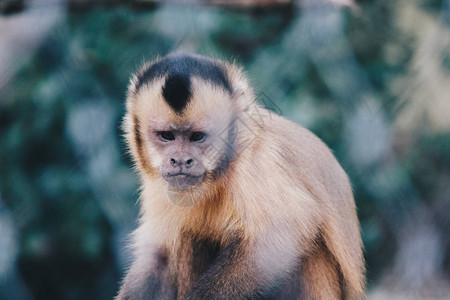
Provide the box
[135,53,233,113]
[162,74,191,113]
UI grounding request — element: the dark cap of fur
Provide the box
[134,53,233,114]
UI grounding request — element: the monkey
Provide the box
[116,52,365,300]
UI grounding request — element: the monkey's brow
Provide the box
[147,118,211,132]
[169,123,193,131]
[148,123,199,133]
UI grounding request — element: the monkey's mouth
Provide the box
[163,173,204,190]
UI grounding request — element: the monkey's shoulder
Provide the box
[259,114,337,164]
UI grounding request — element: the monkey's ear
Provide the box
[127,73,139,97]
[127,55,162,97]
[231,88,246,102]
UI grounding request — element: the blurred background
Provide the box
[0,0,449,299]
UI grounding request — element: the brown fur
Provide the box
[300,236,344,300]
[117,53,365,299]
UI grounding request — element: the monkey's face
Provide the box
[131,77,236,191]
[151,128,208,190]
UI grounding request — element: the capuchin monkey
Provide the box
[117,53,365,300]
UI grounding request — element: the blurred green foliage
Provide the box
[1,1,449,299]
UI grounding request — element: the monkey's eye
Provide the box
[190,132,206,142]
[158,131,175,141]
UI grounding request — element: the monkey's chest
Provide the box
[176,234,221,274]
[171,234,222,297]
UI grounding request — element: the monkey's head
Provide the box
[124,53,255,192]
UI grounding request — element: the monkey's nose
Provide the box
[170,157,195,168]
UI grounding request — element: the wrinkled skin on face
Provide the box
[150,128,210,190]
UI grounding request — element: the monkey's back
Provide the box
[243,111,365,298]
